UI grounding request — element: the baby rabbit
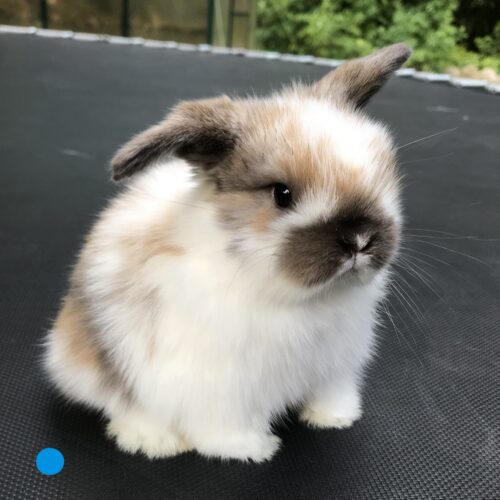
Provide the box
[45,43,411,462]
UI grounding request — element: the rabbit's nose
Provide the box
[338,232,374,254]
[336,216,376,254]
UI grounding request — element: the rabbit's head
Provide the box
[112,44,411,295]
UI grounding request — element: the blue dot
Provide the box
[36,448,64,475]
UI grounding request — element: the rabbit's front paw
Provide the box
[107,414,191,459]
[299,406,361,429]
[196,431,281,463]
[301,379,362,429]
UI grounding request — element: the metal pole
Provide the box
[207,0,214,45]
[227,0,235,47]
[40,0,48,29]
[121,0,130,37]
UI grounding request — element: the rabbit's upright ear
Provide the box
[111,96,237,181]
[312,43,412,109]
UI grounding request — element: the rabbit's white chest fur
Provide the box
[127,240,381,421]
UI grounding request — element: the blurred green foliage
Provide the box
[256,0,500,71]
[475,22,500,57]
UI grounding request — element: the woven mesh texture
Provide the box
[0,34,499,499]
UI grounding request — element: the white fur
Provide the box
[299,99,389,175]
[279,97,394,182]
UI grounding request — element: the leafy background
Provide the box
[257,0,500,74]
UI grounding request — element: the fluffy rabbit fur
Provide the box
[45,43,411,462]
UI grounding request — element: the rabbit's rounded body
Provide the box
[45,43,412,461]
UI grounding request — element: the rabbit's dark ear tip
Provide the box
[384,43,413,64]
[110,148,135,181]
[111,168,131,182]
[110,160,127,182]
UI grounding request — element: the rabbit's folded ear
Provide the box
[111,96,237,181]
[312,43,412,109]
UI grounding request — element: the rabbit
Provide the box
[44,43,411,462]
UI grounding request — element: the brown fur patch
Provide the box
[119,210,186,263]
[136,227,185,260]
[54,295,100,370]
[251,207,274,233]
[215,190,274,232]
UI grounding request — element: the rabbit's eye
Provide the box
[273,183,292,208]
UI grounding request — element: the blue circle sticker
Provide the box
[36,448,64,475]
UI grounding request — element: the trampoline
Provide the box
[0,32,499,499]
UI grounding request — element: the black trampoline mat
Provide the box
[0,33,499,500]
